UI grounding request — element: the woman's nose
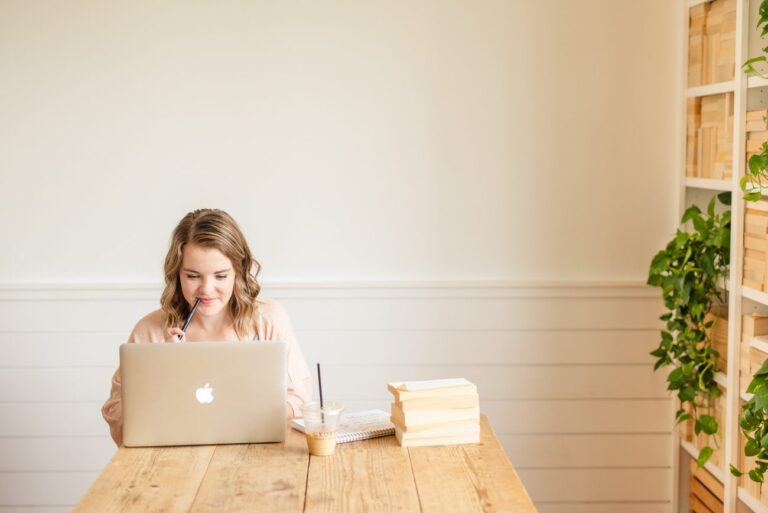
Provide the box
[198,277,215,294]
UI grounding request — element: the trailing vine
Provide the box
[741,0,768,200]
[733,0,768,484]
[648,192,731,467]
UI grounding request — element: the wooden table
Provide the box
[74,414,537,512]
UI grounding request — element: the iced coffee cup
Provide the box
[301,402,344,456]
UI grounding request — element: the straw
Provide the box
[317,363,325,423]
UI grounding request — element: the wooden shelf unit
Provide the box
[676,0,766,512]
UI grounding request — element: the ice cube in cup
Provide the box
[301,401,344,456]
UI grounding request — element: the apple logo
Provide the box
[195,383,214,404]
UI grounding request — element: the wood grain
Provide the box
[72,417,536,512]
[304,432,421,513]
[72,445,215,513]
[410,415,536,513]
[189,427,309,512]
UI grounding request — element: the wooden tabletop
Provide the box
[74,414,537,513]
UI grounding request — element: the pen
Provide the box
[176,298,201,342]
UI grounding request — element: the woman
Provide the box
[101,209,312,446]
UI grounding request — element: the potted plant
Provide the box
[648,192,731,467]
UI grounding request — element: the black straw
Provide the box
[317,363,325,408]
[317,363,325,423]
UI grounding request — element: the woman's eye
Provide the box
[186,275,199,280]
[216,275,228,280]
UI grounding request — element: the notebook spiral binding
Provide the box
[337,426,395,444]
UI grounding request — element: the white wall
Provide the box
[0,0,679,283]
[0,0,680,512]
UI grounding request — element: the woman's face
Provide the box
[179,243,236,318]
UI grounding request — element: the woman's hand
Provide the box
[166,328,186,343]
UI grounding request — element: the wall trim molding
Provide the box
[0,280,657,300]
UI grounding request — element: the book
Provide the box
[291,409,394,444]
[387,378,477,402]
[395,430,480,447]
[390,402,479,426]
[397,393,479,412]
[394,423,480,441]
[389,415,479,433]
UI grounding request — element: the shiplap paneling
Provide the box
[0,281,670,511]
[0,329,660,366]
[518,468,672,502]
[0,471,99,506]
[536,505,669,513]
[499,434,672,468]
[0,437,114,472]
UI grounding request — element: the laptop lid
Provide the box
[120,341,287,447]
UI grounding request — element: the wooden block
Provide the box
[744,258,765,274]
[748,130,768,142]
[746,236,768,252]
[690,3,708,17]
[747,139,765,153]
[745,221,768,236]
[747,119,768,132]
[752,347,768,376]
[743,343,754,391]
[747,110,767,122]
[743,314,768,338]
[748,201,768,213]
[689,493,715,513]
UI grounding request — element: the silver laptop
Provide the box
[120,341,287,447]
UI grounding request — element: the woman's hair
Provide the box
[160,209,261,339]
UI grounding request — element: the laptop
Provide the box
[120,341,287,447]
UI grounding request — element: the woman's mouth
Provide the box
[198,298,217,305]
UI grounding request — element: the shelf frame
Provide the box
[676,0,750,512]
[687,80,737,97]
[684,177,734,190]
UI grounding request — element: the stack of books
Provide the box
[387,378,480,447]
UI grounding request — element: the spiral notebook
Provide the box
[291,409,395,443]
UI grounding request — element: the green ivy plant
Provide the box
[731,362,768,482]
[741,0,768,200]
[733,0,768,483]
[648,192,731,467]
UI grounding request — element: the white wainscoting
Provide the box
[0,281,670,512]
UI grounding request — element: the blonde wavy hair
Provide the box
[160,209,262,339]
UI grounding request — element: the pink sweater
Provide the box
[101,298,313,446]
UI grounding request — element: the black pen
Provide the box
[177,298,201,342]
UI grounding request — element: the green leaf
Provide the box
[707,196,716,217]
[680,387,696,403]
[760,432,768,449]
[693,215,708,234]
[745,56,768,66]
[699,414,718,435]
[750,468,765,483]
[668,367,683,384]
[746,191,763,202]
[717,191,731,206]
[731,464,744,477]
[682,205,702,223]
[747,438,761,457]
[697,446,713,467]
